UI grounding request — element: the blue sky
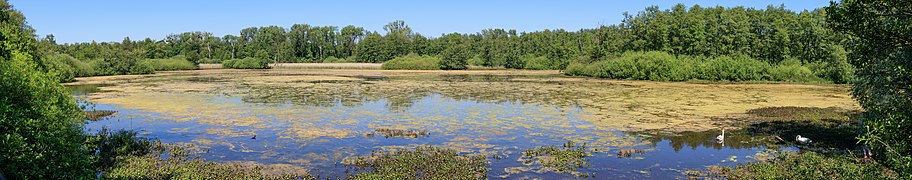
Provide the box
[9,0,831,43]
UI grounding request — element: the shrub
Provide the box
[695,55,770,81]
[41,53,76,82]
[503,53,524,69]
[381,54,440,70]
[222,57,270,69]
[564,51,833,82]
[1,31,93,180]
[522,55,555,70]
[130,60,155,74]
[768,59,822,82]
[141,57,198,71]
[439,45,470,70]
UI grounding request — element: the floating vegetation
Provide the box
[519,141,593,177]
[617,148,645,158]
[105,141,312,179]
[369,128,429,138]
[746,106,856,122]
[66,69,866,178]
[85,110,116,121]
[343,146,488,179]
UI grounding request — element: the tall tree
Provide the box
[1,0,93,178]
[828,0,912,176]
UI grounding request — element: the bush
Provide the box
[1,31,92,180]
[503,53,524,69]
[565,51,831,82]
[41,53,76,82]
[141,57,198,71]
[768,59,822,82]
[130,60,155,74]
[695,55,770,81]
[381,54,440,70]
[522,55,556,70]
[222,57,270,69]
[439,45,470,70]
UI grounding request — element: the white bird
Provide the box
[796,135,812,144]
[715,129,725,143]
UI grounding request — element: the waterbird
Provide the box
[251,135,257,140]
[715,129,725,143]
[796,135,812,144]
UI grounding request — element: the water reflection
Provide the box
[71,73,796,179]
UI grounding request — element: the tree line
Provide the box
[43,4,853,82]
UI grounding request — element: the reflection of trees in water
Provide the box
[236,76,591,112]
[636,130,773,151]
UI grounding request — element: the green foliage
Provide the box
[522,55,560,70]
[355,33,389,63]
[768,59,821,82]
[705,151,895,179]
[105,141,311,179]
[521,141,592,177]
[828,0,912,177]
[0,1,93,178]
[130,59,155,74]
[565,51,830,82]
[50,53,94,77]
[381,53,440,70]
[344,146,488,179]
[141,57,198,71]
[439,44,470,70]
[222,57,270,69]
[41,53,76,82]
[503,53,524,69]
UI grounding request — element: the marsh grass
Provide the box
[343,146,488,179]
[520,141,593,177]
[105,141,312,179]
[368,128,429,138]
[693,151,897,179]
[84,110,116,121]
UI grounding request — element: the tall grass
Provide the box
[381,54,440,70]
[565,51,829,83]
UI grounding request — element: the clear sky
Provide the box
[9,0,831,44]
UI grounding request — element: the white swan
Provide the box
[715,129,725,143]
[796,135,812,144]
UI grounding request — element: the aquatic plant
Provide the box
[520,141,592,177]
[694,151,896,179]
[343,146,488,179]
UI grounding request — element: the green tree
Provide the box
[439,36,471,70]
[827,0,912,177]
[0,0,93,178]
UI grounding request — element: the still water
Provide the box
[69,73,797,179]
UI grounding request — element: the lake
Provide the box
[67,69,857,179]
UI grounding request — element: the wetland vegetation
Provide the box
[2,0,910,179]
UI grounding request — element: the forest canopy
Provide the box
[42,4,853,83]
